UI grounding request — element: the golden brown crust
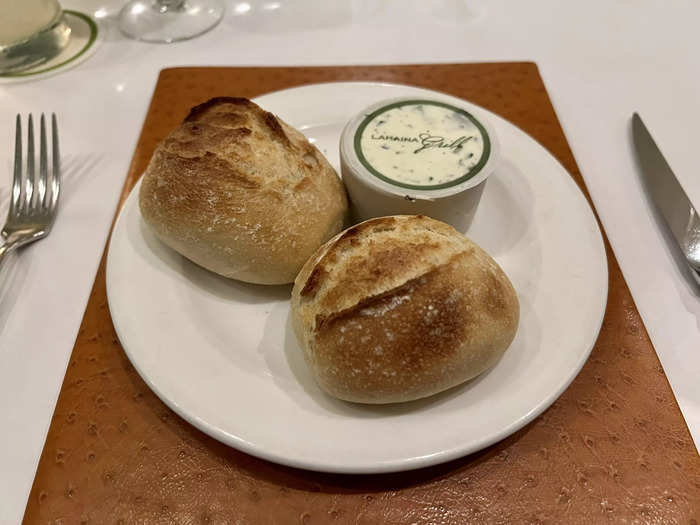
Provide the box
[139,97,348,284]
[184,96,253,121]
[291,215,519,404]
[314,252,462,332]
[262,111,292,147]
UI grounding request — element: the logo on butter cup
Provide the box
[355,100,491,191]
[370,132,475,155]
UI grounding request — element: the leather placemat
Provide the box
[24,64,700,523]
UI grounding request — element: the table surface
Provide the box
[1,1,700,523]
[22,63,700,523]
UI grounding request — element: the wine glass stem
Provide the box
[155,0,186,13]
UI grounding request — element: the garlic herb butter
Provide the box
[354,100,491,190]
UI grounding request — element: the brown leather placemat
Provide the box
[24,64,700,523]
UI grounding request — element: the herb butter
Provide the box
[355,100,490,190]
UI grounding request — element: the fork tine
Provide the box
[24,114,35,212]
[9,115,22,218]
[50,113,60,211]
[38,113,48,208]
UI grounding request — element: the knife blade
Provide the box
[632,112,700,283]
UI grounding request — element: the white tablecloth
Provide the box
[1,1,698,522]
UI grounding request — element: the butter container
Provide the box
[340,97,500,231]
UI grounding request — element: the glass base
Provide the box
[119,0,224,43]
[0,14,72,74]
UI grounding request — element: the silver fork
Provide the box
[0,114,60,266]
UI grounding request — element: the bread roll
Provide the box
[291,215,519,404]
[139,97,348,285]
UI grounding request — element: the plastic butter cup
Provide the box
[340,97,500,231]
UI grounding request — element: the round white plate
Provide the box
[106,82,608,474]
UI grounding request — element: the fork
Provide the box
[0,114,60,267]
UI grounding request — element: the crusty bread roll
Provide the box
[139,97,348,285]
[291,215,519,404]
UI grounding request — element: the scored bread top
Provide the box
[139,97,348,284]
[298,215,495,326]
[161,96,330,196]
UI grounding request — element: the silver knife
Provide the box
[632,112,700,285]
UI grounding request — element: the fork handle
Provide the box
[0,241,17,269]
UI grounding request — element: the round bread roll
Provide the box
[291,215,519,404]
[139,97,348,284]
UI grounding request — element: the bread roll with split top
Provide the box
[139,97,348,285]
[291,214,519,404]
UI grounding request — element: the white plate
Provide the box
[106,82,608,474]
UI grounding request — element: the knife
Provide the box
[632,112,700,285]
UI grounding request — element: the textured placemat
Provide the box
[23,64,700,523]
